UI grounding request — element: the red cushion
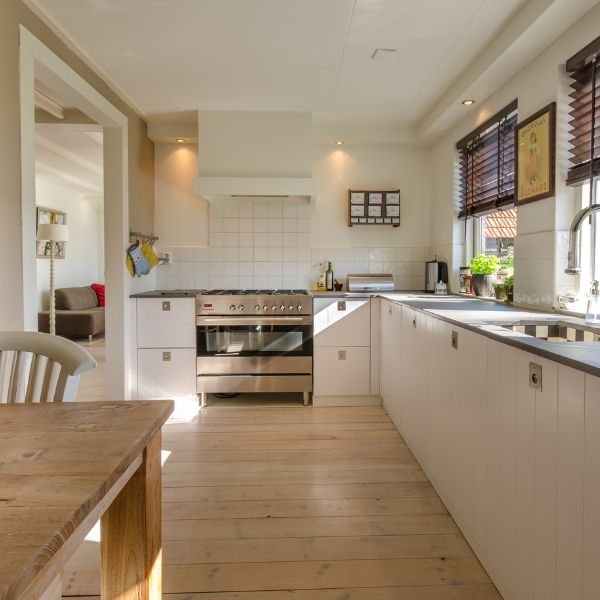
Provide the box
[91,283,105,307]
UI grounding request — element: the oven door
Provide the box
[196,315,313,375]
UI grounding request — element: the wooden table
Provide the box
[0,400,173,600]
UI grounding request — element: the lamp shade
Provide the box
[36,223,69,242]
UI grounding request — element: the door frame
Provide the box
[19,26,131,399]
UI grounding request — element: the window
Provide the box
[457,100,518,218]
[474,208,517,259]
[565,36,600,186]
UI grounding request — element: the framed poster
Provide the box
[368,205,382,217]
[36,207,67,258]
[516,102,555,205]
[350,192,365,204]
[368,192,383,204]
[386,192,400,204]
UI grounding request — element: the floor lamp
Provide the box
[36,223,69,335]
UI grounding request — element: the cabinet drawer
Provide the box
[137,298,195,348]
[137,348,196,399]
[314,298,370,347]
[313,346,370,396]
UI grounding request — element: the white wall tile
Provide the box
[298,204,311,219]
[283,218,297,232]
[239,247,253,261]
[239,232,254,247]
[355,260,369,272]
[239,218,253,232]
[282,247,296,261]
[223,262,239,277]
[239,262,253,277]
[209,247,224,261]
[268,203,282,218]
[254,276,270,288]
[282,204,297,218]
[222,247,238,261]
[209,218,223,233]
[268,218,283,233]
[284,233,297,247]
[382,248,396,261]
[268,232,283,247]
[267,275,283,288]
[210,203,223,218]
[369,248,384,261]
[298,219,311,233]
[253,218,269,233]
[282,261,297,276]
[223,232,238,247]
[239,203,253,218]
[239,275,253,289]
[253,204,269,218]
[223,218,238,233]
[196,247,210,261]
[369,261,384,273]
[254,262,269,276]
[253,233,267,246]
[269,248,283,261]
[354,247,369,260]
[297,247,311,261]
[210,232,224,247]
[268,262,282,276]
[254,247,269,261]
[297,233,310,247]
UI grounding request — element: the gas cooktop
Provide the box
[202,289,309,296]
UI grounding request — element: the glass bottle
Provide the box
[326,261,334,291]
[586,280,600,324]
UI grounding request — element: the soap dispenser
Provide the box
[586,280,600,324]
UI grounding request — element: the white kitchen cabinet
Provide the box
[136,297,196,349]
[313,297,379,405]
[313,346,371,396]
[379,300,600,600]
[137,348,196,399]
[314,298,370,347]
[135,297,197,399]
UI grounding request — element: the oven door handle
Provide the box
[196,316,312,326]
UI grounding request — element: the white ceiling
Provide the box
[29,0,527,125]
[35,126,104,196]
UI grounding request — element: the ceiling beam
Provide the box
[34,89,64,119]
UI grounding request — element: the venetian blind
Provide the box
[566,36,600,186]
[457,100,518,218]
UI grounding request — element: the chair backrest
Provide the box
[0,332,97,403]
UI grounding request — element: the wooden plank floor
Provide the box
[62,402,501,599]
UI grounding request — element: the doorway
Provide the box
[20,26,131,399]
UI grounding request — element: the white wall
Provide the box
[36,178,103,310]
[154,128,432,291]
[429,3,600,309]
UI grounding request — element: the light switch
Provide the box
[162,301,171,311]
[338,350,347,360]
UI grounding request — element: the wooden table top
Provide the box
[0,400,173,600]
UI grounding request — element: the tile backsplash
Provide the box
[156,200,427,290]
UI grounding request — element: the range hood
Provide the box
[192,110,314,202]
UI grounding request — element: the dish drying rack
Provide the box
[129,231,170,265]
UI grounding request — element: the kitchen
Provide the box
[2,0,600,599]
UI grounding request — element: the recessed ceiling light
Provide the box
[462,99,476,106]
[335,140,344,145]
[371,48,397,62]
[176,138,185,143]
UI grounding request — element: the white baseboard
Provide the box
[312,395,382,407]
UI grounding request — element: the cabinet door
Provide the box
[137,348,196,399]
[314,298,370,347]
[137,298,196,348]
[313,346,370,396]
[380,300,394,399]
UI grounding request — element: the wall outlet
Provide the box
[338,350,347,360]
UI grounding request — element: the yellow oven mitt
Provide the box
[142,242,159,269]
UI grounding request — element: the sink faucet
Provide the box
[565,204,600,274]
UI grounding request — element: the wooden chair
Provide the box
[0,331,96,403]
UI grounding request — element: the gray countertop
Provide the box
[377,293,600,377]
[130,289,202,298]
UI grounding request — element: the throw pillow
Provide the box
[91,283,105,307]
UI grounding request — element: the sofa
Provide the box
[38,286,105,341]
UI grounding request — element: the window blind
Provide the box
[566,36,600,186]
[457,100,518,218]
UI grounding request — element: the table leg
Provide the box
[100,431,162,599]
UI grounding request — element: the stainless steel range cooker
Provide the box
[195,290,313,406]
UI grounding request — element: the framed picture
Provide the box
[386,205,400,217]
[350,204,365,217]
[386,192,400,204]
[368,192,383,204]
[516,103,555,205]
[350,192,365,204]
[36,207,66,258]
[368,205,382,217]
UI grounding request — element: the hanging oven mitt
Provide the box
[141,241,159,269]
[125,244,136,277]
[128,242,151,277]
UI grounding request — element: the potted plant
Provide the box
[504,275,514,304]
[469,254,499,297]
[493,282,507,300]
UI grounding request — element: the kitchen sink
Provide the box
[499,320,600,343]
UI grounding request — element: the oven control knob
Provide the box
[271,305,278,312]
[229,304,237,311]
[255,304,261,311]
[280,304,286,312]
[263,305,268,311]
[288,304,294,311]
[238,304,245,311]
[297,304,303,312]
